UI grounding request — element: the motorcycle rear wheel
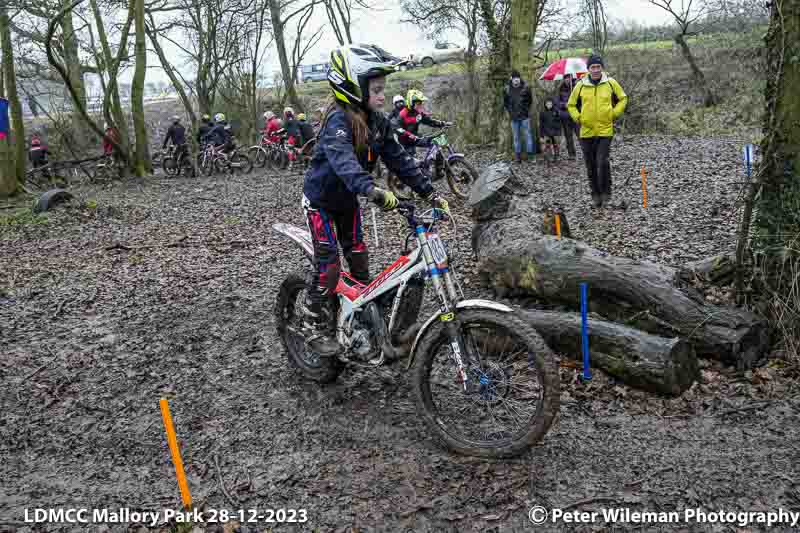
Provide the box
[275,274,343,383]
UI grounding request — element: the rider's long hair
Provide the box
[321,99,369,154]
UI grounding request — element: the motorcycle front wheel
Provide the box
[445,157,479,200]
[412,308,560,458]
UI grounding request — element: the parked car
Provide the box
[409,42,465,68]
[300,62,330,83]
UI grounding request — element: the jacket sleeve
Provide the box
[523,86,532,116]
[394,109,417,141]
[567,84,581,124]
[381,130,433,197]
[609,78,628,120]
[163,126,172,148]
[421,113,445,128]
[320,112,377,196]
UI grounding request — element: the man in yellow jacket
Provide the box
[567,54,627,207]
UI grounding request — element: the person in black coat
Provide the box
[539,98,562,161]
[163,116,187,161]
[502,69,535,162]
[557,78,578,159]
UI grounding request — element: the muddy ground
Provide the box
[2,134,800,533]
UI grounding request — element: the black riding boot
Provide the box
[303,289,341,357]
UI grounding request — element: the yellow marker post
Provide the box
[159,398,192,508]
[641,165,648,209]
[555,213,562,239]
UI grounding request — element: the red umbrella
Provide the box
[539,57,588,81]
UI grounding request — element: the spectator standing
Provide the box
[567,55,627,207]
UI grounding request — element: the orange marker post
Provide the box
[159,398,192,508]
[641,165,648,209]
[555,213,562,239]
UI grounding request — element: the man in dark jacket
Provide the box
[503,69,535,163]
[557,78,578,159]
[163,116,187,162]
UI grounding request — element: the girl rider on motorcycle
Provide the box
[302,44,449,356]
[395,89,452,156]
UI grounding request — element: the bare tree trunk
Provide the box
[479,0,511,149]
[60,0,88,135]
[466,54,481,137]
[147,19,199,173]
[89,0,130,152]
[510,0,537,83]
[752,0,800,255]
[0,63,11,197]
[131,0,149,175]
[0,2,24,190]
[268,0,302,111]
[674,33,717,107]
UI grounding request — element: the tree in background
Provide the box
[648,0,720,106]
[1,0,25,192]
[268,0,321,112]
[401,0,483,138]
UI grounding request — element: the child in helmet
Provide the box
[283,107,301,161]
[198,114,214,145]
[163,115,187,162]
[395,89,452,156]
[283,107,301,146]
[28,133,49,170]
[207,113,233,152]
[263,111,282,143]
[102,122,119,157]
[302,44,449,356]
[388,94,404,122]
[297,113,315,146]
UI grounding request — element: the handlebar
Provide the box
[395,201,448,229]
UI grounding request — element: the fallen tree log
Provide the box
[470,163,769,369]
[521,310,698,395]
[677,253,736,286]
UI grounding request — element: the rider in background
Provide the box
[264,111,282,143]
[283,107,301,148]
[297,113,315,146]
[395,89,452,156]
[28,133,49,170]
[302,44,449,356]
[207,113,233,153]
[389,94,404,122]
[197,114,214,145]
[163,115,187,162]
[102,122,121,164]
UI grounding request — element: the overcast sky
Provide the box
[131,0,675,86]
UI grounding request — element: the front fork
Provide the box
[418,230,471,391]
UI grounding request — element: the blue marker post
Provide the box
[743,144,754,179]
[580,282,592,381]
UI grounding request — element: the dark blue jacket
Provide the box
[163,123,186,148]
[207,123,230,147]
[303,108,433,212]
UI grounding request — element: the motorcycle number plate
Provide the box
[428,234,448,266]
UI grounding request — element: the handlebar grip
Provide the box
[396,201,415,213]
